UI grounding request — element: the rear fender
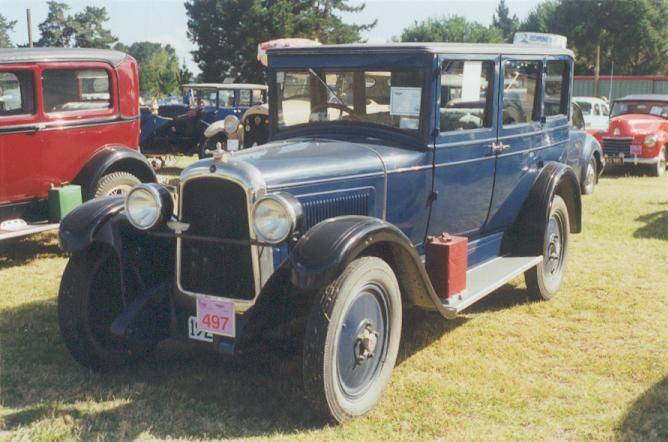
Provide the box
[503,162,582,256]
[74,146,156,200]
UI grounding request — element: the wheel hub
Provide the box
[354,322,379,363]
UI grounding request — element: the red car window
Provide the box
[0,71,35,116]
[42,68,111,113]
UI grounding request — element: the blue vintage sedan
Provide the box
[140,83,267,158]
[57,42,600,422]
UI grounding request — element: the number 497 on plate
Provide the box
[196,296,235,338]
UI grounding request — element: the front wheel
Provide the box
[649,147,666,177]
[303,257,402,423]
[525,195,570,300]
[58,246,156,371]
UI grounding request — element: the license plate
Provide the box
[630,144,642,155]
[188,316,213,342]
[196,296,236,338]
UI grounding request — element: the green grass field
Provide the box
[1,171,666,441]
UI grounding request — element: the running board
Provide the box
[0,222,60,241]
[442,256,543,314]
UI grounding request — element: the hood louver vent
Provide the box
[300,189,372,231]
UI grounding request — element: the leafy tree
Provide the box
[492,0,519,42]
[114,41,181,96]
[179,61,194,85]
[37,2,116,48]
[72,6,117,48]
[37,1,75,47]
[520,0,668,75]
[0,13,17,48]
[399,15,504,43]
[185,0,376,83]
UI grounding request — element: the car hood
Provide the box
[606,114,668,136]
[226,138,386,189]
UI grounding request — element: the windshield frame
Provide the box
[610,100,668,119]
[268,66,432,144]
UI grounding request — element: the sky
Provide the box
[1,0,544,74]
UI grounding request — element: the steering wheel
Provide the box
[310,102,359,121]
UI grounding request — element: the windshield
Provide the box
[184,88,218,108]
[575,101,592,115]
[275,68,425,133]
[611,101,668,118]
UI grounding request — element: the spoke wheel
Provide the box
[583,157,597,194]
[93,171,141,199]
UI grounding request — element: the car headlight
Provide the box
[125,184,173,230]
[252,193,302,244]
[645,135,657,148]
[223,115,240,135]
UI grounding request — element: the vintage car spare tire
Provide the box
[93,171,141,198]
[303,257,402,423]
[58,246,156,371]
[525,195,570,300]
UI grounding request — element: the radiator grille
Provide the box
[602,137,632,157]
[300,190,371,231]
[179,177,255,300]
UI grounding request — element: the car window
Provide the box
[238,89,252,106]
[602,104,609,116]
[570,103,585,130]
[503,60,540,125]
[219,90,234,107]
[439,60,493,133]
[576,101,592,115]
[0,71,35,116]
[544,60,568,117]
[42,68,111,113]
[594,104,601,116]
[251,89,264,105]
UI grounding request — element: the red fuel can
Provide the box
[425,233,468,298]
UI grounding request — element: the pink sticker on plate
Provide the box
[196,296,235,337]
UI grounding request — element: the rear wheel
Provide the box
[582,156,597,195]
[525,195,570,300]
[58,246,156,371]
[93,171,141,198]
[303,257,402,423]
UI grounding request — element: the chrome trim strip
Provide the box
[175,159,272,313]
[266,170,385,191]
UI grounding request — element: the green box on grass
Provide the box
[48,184,83,222]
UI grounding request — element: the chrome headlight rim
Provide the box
[644,134,658,148]
[125,183,171,231]
[223,114,240,135]
[251,192,302,245]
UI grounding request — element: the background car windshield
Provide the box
[611,101,668,118]
[276,69,424,133]
[190,88,217,107]
[575,101,592,115]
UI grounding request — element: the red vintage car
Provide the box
[0,48,155,240]
[595,94,668,177]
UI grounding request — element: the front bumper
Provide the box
[605,154,663,166]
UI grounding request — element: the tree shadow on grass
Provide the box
[634,210,668,241]
[0,233,63,271]
[618,375,668,440]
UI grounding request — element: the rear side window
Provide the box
[0,71,35,116]
[42,68,111,113]
[503,60,540,125]
[238,89,251,106]
[544,60,569,117]
[440,60,494,132]
[251,89,264,105]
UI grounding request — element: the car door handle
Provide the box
[490,142,511,153]
[29,123,46,134]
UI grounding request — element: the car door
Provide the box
[428,55,498,239]
[0,66,41,205]
[484,57,544,233]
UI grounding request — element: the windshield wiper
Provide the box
[308,68,344,105]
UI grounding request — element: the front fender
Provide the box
[59,196,125,253]
[203,120,227,139]
[288,216,455,318]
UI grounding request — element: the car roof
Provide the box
[268,42,573,57]
[615,94,668,102]
[182,83,268,90]
[573,97,606,104]
[0,47,128,67]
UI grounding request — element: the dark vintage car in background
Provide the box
[58,42,595,422]
[139,83,267,159]
[0,48,155,241]
[594,94,668,177]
